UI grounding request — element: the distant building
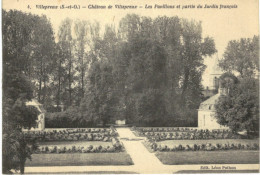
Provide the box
[198,88,229,129]
[115,119,126,126]
[209,57,223,91]
[202,57,222,98]
[198,57,229,130]
[24,99,45,130]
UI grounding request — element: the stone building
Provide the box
[198,57,229,130]
[25,99,45,130]
[198,88,229,129]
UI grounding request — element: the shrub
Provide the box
[192,144,198,151]
[107,146,115,152]
[253,143,259,150]
[185,145,191,151]
[177,144,183,151]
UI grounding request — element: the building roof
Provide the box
[26,99,45,113]
[26,99,42,106]
[199,93,220,111]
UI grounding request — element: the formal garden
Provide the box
[23,127,134,167]
[2,9,259,174]
[129,127,259,165]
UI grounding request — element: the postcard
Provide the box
[2,0,259,174]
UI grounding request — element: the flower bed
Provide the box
[23,127,118,142]
[131,126,241,140]
[35,138,124,154]
[145,141,259,152]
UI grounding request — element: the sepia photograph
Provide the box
[2,0,259,174]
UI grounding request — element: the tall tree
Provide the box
[58,18,74,106]
[215,76,259,135]
[219,36,259,78]
[2,10,45,173]
[179,19,216,107]
[73,20,90,105]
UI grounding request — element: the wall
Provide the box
[198,110,228,130]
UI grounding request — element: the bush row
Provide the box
[131,126,240,140]
[146,142,259,152]
[26,133,115,142]
[24,128,117,135]
[144,131,240,140]
[132,126,234,133]
[23,127,118,141]
[36,139,123,154]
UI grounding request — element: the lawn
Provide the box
[158,139,259,147]
[39,141,112,147]
[156,150,259,165]
[26,153,133,166]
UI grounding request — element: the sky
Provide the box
[3,0,259,87]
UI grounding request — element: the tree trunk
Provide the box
[38,78,42,102]
[181,67,190,102]
[68,44,72,106]
[19,161,25,174]
[38,57,43,102]
[57,60,62,108]
[69,60,72,106]
[81,65,84,97]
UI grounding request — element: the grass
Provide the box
[158,139,259,147]
[26,153,133,167]
[156,150,259,165]
[39,141,112,147]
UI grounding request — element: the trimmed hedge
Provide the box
[35,138,124,154]
[146,141,259,152]
[132,127,241,140]
[23,128,118,142]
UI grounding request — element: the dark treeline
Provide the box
[47,14,217,127]
[3,10,217,128]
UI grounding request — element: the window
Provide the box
[203,115,206,126]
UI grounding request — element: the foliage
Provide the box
[147,141,259,152]
[81,14,216,126]
[2,10,44,174]
[219,36,259,78]
[3,130,38,174]
[218,72,239,89]
[24,128,118,141]
[132,127,240,140]
[35,144,123,154]
[215,77,259,134]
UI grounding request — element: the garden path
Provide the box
[117,128,170,173]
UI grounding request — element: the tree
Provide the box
[116,15,216,125]
[215,77,259,135]
[219,36,259,78]
[83,60,117,126]
[31,16,55,105]
[3,131,38,174]
[58,18,74,106]
[2,10,47,174]
[179,19,216,107]
[73,20,90,105]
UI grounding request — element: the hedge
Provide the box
[146,141,259,152]
[132,127,241,140]
[35,138,123,154]
[23,127,118,142]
